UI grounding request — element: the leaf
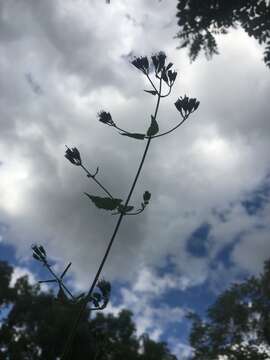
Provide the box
[144,90,157,96]
[120,132,145,140]
[85,193,123,210]
[118,204,134,213]
[147,116,159,137]
[97,280,111,297]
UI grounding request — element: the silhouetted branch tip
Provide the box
[131,56,149,74]
[175,95,200,117]
[97,111,115,126]
[32,244,47,263]
[65,146,82,166]
[151,52,166,74]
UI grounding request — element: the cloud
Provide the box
[10,265,48,292]
[0,0,270,317]
[104,265,188,343]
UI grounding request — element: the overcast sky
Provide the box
[0,0,270,358]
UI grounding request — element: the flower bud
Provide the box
[65,146,82,166]
[97,111,115,126]
[131,56,149,75]
[175,95,200,117]
[32,244,47,262]
[151,52,167,73]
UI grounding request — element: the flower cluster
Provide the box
[175,95,200,117]
[132,52,177,88]
[65,146,82,166]
[131,56,149,75]
[151,52,166,74]
[32,244,47,263]
[97,111,115,126]
[161,64,177,87]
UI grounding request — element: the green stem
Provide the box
[60,78,163,360]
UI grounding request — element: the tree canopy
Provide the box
[176,0,270,68]
[0,260,176,360]
[188,259,270,359]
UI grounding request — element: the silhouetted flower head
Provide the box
[151,52,167,73]
[32,244,47,262]
[65,146,82,166]
[167,70,177,85]
[97,111,115,126]
[175,95,200,117]
[131,56,149,74]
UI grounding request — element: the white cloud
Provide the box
[10,266,36,287]
[103,265,188,343]
[0,0,269,325]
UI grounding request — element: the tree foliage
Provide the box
[176,0,270,68]
[0,261,176,360]
[188,259,270,359]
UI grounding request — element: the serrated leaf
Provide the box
[147,116,159,137]
[85,193,123,210]
[120,132,145,140]
[144,90,157,96]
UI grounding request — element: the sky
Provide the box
[0,0,270,358]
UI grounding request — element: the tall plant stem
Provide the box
[80,164,114,199]
[61,79,162,360]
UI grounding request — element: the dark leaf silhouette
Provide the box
[147,116,159,137]
[85,193,123,210]
[176,0,270,69]
[118,204,134,213]
[144,90,158,96]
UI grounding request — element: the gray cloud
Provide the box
[0,0,270,300]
